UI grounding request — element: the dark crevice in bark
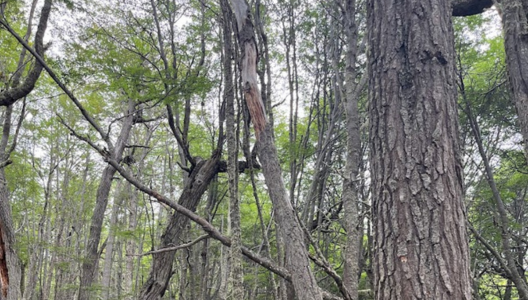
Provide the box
[452,0,494,16]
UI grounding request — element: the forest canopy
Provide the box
[0,0,527,299]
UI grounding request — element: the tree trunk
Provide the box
[222,0,245,298]
[0,0,52,297]
[367,0,472,298]
[0,107,21,300]
[78,99,135,300]
[138,155,221,300]
[226,1,322,299]
[495,0,528,162]
[101,181,124,300]
[342,0,364,299]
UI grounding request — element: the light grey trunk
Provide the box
[78,99,135,300]
[101,181,124,299]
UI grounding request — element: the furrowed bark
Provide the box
[226,1,322,299]
[368,0,472,298]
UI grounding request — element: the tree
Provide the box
[367,0,472,298]
[494,0,528,162]
[0,0,52,298]
[226,0,322,299]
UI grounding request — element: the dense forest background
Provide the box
[0,0,527,299]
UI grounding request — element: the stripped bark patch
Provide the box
[0,226,8,298]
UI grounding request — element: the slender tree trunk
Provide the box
[368,0,472,298]
[495,0,528,162]
[222,0,244,297]
[138,156,221,300]
[78,99,135,300]
[342,1,364,299]
[101,181,124,300]
[227,1,322,299]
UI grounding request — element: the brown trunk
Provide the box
[496,0,528,162]
[368,0,472,299]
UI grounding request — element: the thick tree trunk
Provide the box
[78,100,135,300]
[227,0,322,299]
[496,0,528,162]
[367,0,472,299]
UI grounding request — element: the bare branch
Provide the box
[133,235,209,256]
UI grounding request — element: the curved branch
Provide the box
[0,0,52,106]
[452,0,494,16]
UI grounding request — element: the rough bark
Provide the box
[367,0,472,299]
[227,0,322,299]
[78,99,135,300]
[495,0,528,162]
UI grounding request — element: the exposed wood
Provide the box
[227,0,322,299]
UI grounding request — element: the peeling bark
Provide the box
[368,0,472,298]
[226,0,322,299]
